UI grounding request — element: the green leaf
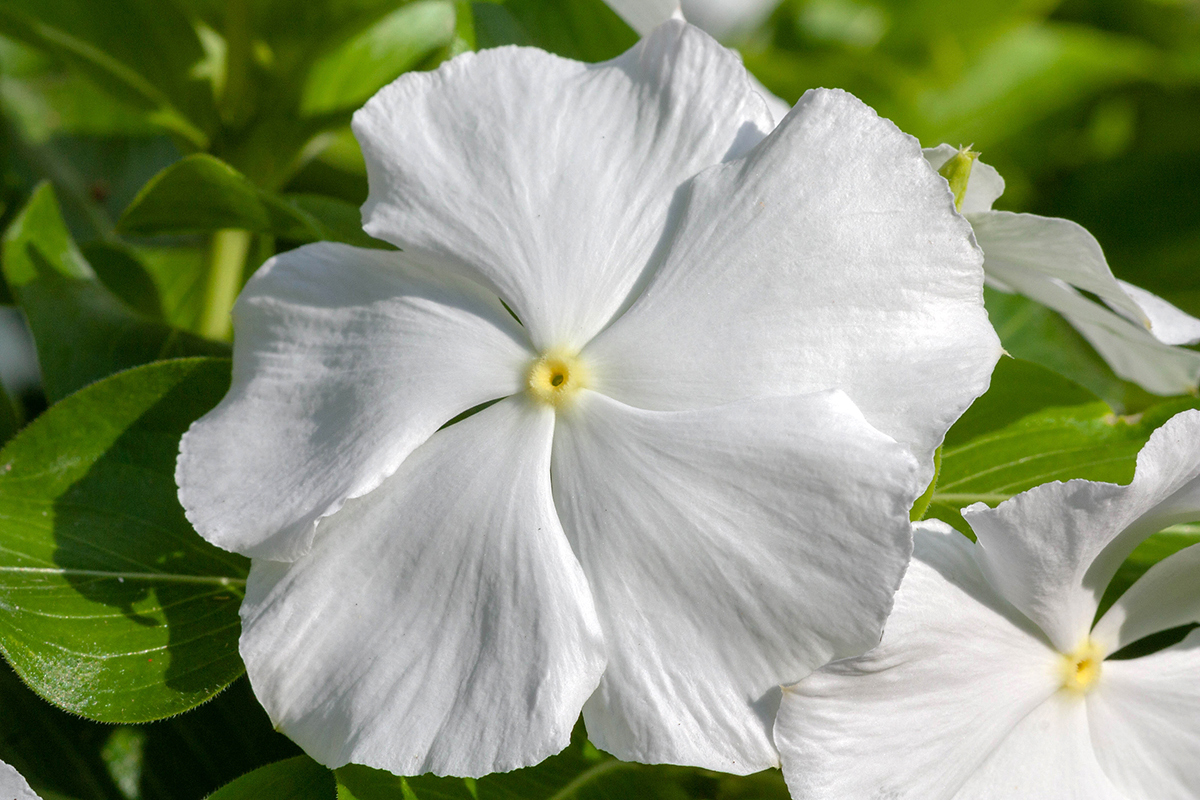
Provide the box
[2,183,228,402]
[208,756,337,800]
[943,356,1099,449]
[0,357,249,722]
[81,241,163,319]
[0,0,214,147]
[336,726,695,800]
[984,287,1156,414]
[478,0,636,62]
[0,381,19,447]
[300,1,457,116]
[118,154,391,249]
[929,396,1200,533]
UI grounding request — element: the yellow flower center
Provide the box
[526,350,587,407]
[1059,639,1103,694]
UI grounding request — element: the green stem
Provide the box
[199,228,251,341]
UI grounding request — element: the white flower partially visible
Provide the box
[926,144,1200,396]
[0,759,40,800]
[177,22,1000,778]
[776,409,1200,799]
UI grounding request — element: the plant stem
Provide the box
[200,228,251,341]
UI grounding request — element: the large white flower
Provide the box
[176,22,999,778]
[926,144,1200,396]
[776,409,1200,799]
[0,759,39,800]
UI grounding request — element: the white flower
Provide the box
[926,144,1200,396]
[776,409,1200,799]
[0,759,40,800]
[176,22,999,778]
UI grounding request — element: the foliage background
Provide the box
[0,0,1197,798]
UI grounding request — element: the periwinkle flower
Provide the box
[177,22,998,777]
[777,409,1200,799]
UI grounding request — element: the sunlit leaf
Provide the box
[0,357,248,722]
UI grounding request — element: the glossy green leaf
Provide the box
[301,1,457,116]
[478,0,636,62]
[943,356,1100,449]
[0,0,214,147]
[929,396,1200,533]
[2,183,228,402]
[336,726,694,800]
[0,357,248,722]
[208,756,336,800]
[118,155,390,249]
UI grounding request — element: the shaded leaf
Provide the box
[81,241,163,319]
[301,1,457,116]
[207,756,336,800]
[2,183,227,402]
[480,0,636,62]
[118,155,390,249]
[0,357,248,722]
[0,0,214,147]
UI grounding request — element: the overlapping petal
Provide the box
[1092,544,1200,654]
[965,409,1200,652]
[1087,630,1200,800]
[551,389,917,772]
[1115,279,1200,345]
[0,760,39,800]
[354,21,773,351]
[586,89,999,475]
[602,0,682,36]
[239,398,606,777]
[177,242,532,560]
[968,211,1149,327]
[775,522,1060,800]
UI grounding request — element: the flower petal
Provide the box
[178,242,531,560]
[965,409,1200,652]
[1116,279,1200,346]
[585,89,999,479]
[922,144,1005,214]
[1092,543,1200,655]
[354,22,773,351]
[1087,629,1200,800]
[953,692,1127,800]
[776,521,1060,800]
[551,389,918,772]
[0,760,39,800]
[239,398,605,777]
[968,210,1150,328]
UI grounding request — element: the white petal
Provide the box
[239,398,605,777]
[602,0,681,35]
[969,210,1150,328]
[921,144,1005,213]
[776,521,1060,800]
[354,22,772,351]
[965,409,1200,652]
[586,90,999,479]
[1087,629,1200,800]
[954,692,1127,800]
[0,760,39,800]
[1117,279,1200,345]
[178,242,531,560]
[1092,543,1200,655]
[551,389,918,772]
